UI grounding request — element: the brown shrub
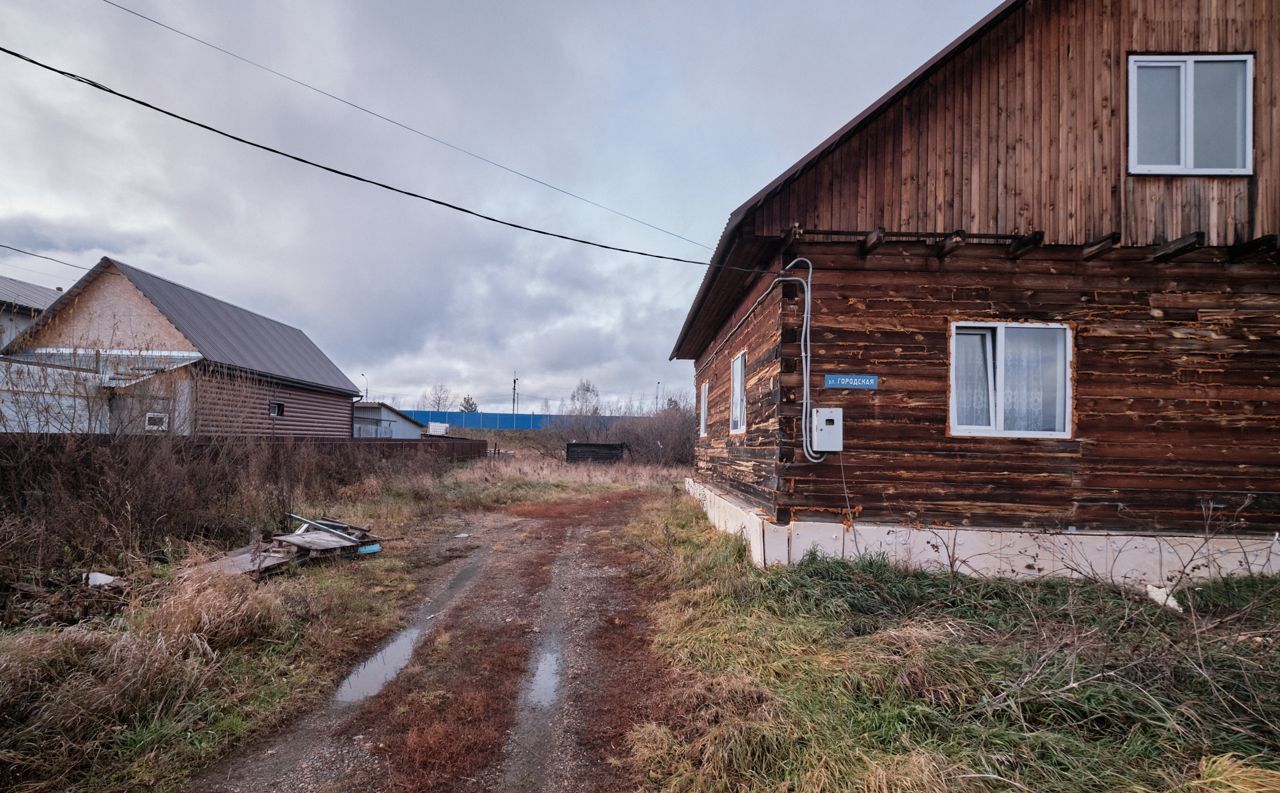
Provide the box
[0,434,457,583]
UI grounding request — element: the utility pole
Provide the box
[654,380,661,412]
[512,372,518,424]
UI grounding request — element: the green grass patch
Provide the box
[629,495,1280,792]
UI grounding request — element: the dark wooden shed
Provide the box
[565,442,628,465]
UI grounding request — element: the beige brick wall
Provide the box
[31,264,195,352]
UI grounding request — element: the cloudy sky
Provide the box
[0,0,997,411]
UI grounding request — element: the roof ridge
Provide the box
[106,257,307,335]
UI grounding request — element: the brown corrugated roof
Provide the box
[671,0,1027,360]
[12,257,359,396]
[0,273,62,312]
[112,259,360,396]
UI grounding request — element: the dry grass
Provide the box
[0,553,417,793]
[1186,755,1280,792]
[624,493,1280,793]
[1,454,689,792]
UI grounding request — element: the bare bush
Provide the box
[521,391,697,467]
[0,434,452,585]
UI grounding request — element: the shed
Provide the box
[674,0,1280,581]
[565,442,627,465]
[353,402,427,439]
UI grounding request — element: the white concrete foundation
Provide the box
[685,478,1280,586]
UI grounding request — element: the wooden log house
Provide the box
[673,0,1280,575]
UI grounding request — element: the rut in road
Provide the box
[190,490,673,793]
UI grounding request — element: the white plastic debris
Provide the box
[84,572,117,587]
[454,533,470,539]
[1145,584,1184,614]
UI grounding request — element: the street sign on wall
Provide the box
[823,374,879,390]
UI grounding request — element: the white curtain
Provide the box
[954,331,992,426]
[1002,327,1065,432]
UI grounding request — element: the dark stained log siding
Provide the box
[776,240,1280,532]
[694,271,786,514]
[751,0,1279,247]
[193,370,354,437]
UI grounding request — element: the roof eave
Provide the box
[198,360,361,398]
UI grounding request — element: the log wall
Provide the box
[770,240,1280,532]
[750,0,1279,247]
[694,273,785,511]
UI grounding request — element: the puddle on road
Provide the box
[526,646,561,708]
[331,554,484,706]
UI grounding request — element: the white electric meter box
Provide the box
[811,408,844,452]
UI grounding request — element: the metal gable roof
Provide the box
[105,259,360,396]
[0,274,61,312]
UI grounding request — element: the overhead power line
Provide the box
[0,45,710,266]
[99,0,712,251]
[0,244,87,270]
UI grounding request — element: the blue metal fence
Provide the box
[404,410,627,431]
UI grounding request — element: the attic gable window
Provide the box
[949,322,1072,440]
[268,401,285,417]
[1129,55,1253,175]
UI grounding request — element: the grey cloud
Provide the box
[0,0,999,410]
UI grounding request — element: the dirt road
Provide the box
[191,490,668,793]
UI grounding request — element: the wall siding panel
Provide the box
[193,370,353,437]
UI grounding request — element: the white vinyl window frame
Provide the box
[948,321,1074,440]
[699,381,708,437]
[1128,54,1254,175]
[144,412,170,432]
[729,351,746,435]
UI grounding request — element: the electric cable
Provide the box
[0,244,86,270]
[98,0,711,251]
[692,256,825,464]
[0,44,709,266]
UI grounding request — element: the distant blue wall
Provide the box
[404,410,627,431]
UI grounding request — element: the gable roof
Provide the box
[16,257,360,396]
[672,0,1026,360]
[0,274,62,312]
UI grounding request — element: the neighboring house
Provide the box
[2,257,359,435]
[0,274,61,349]
[674,0,1279,580]
[353,401,427,439]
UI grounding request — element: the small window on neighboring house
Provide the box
[950,322,1072,439]
[144,412,169,432]
[699,381,708,437]
[1129,55,1253,174]
[729,352,746,435]
[268,401,285,417]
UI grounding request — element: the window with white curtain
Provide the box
[699,381,708,437]
[950,322,1072,439]
[729,352,746,435]
[1129,55,1253,175]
